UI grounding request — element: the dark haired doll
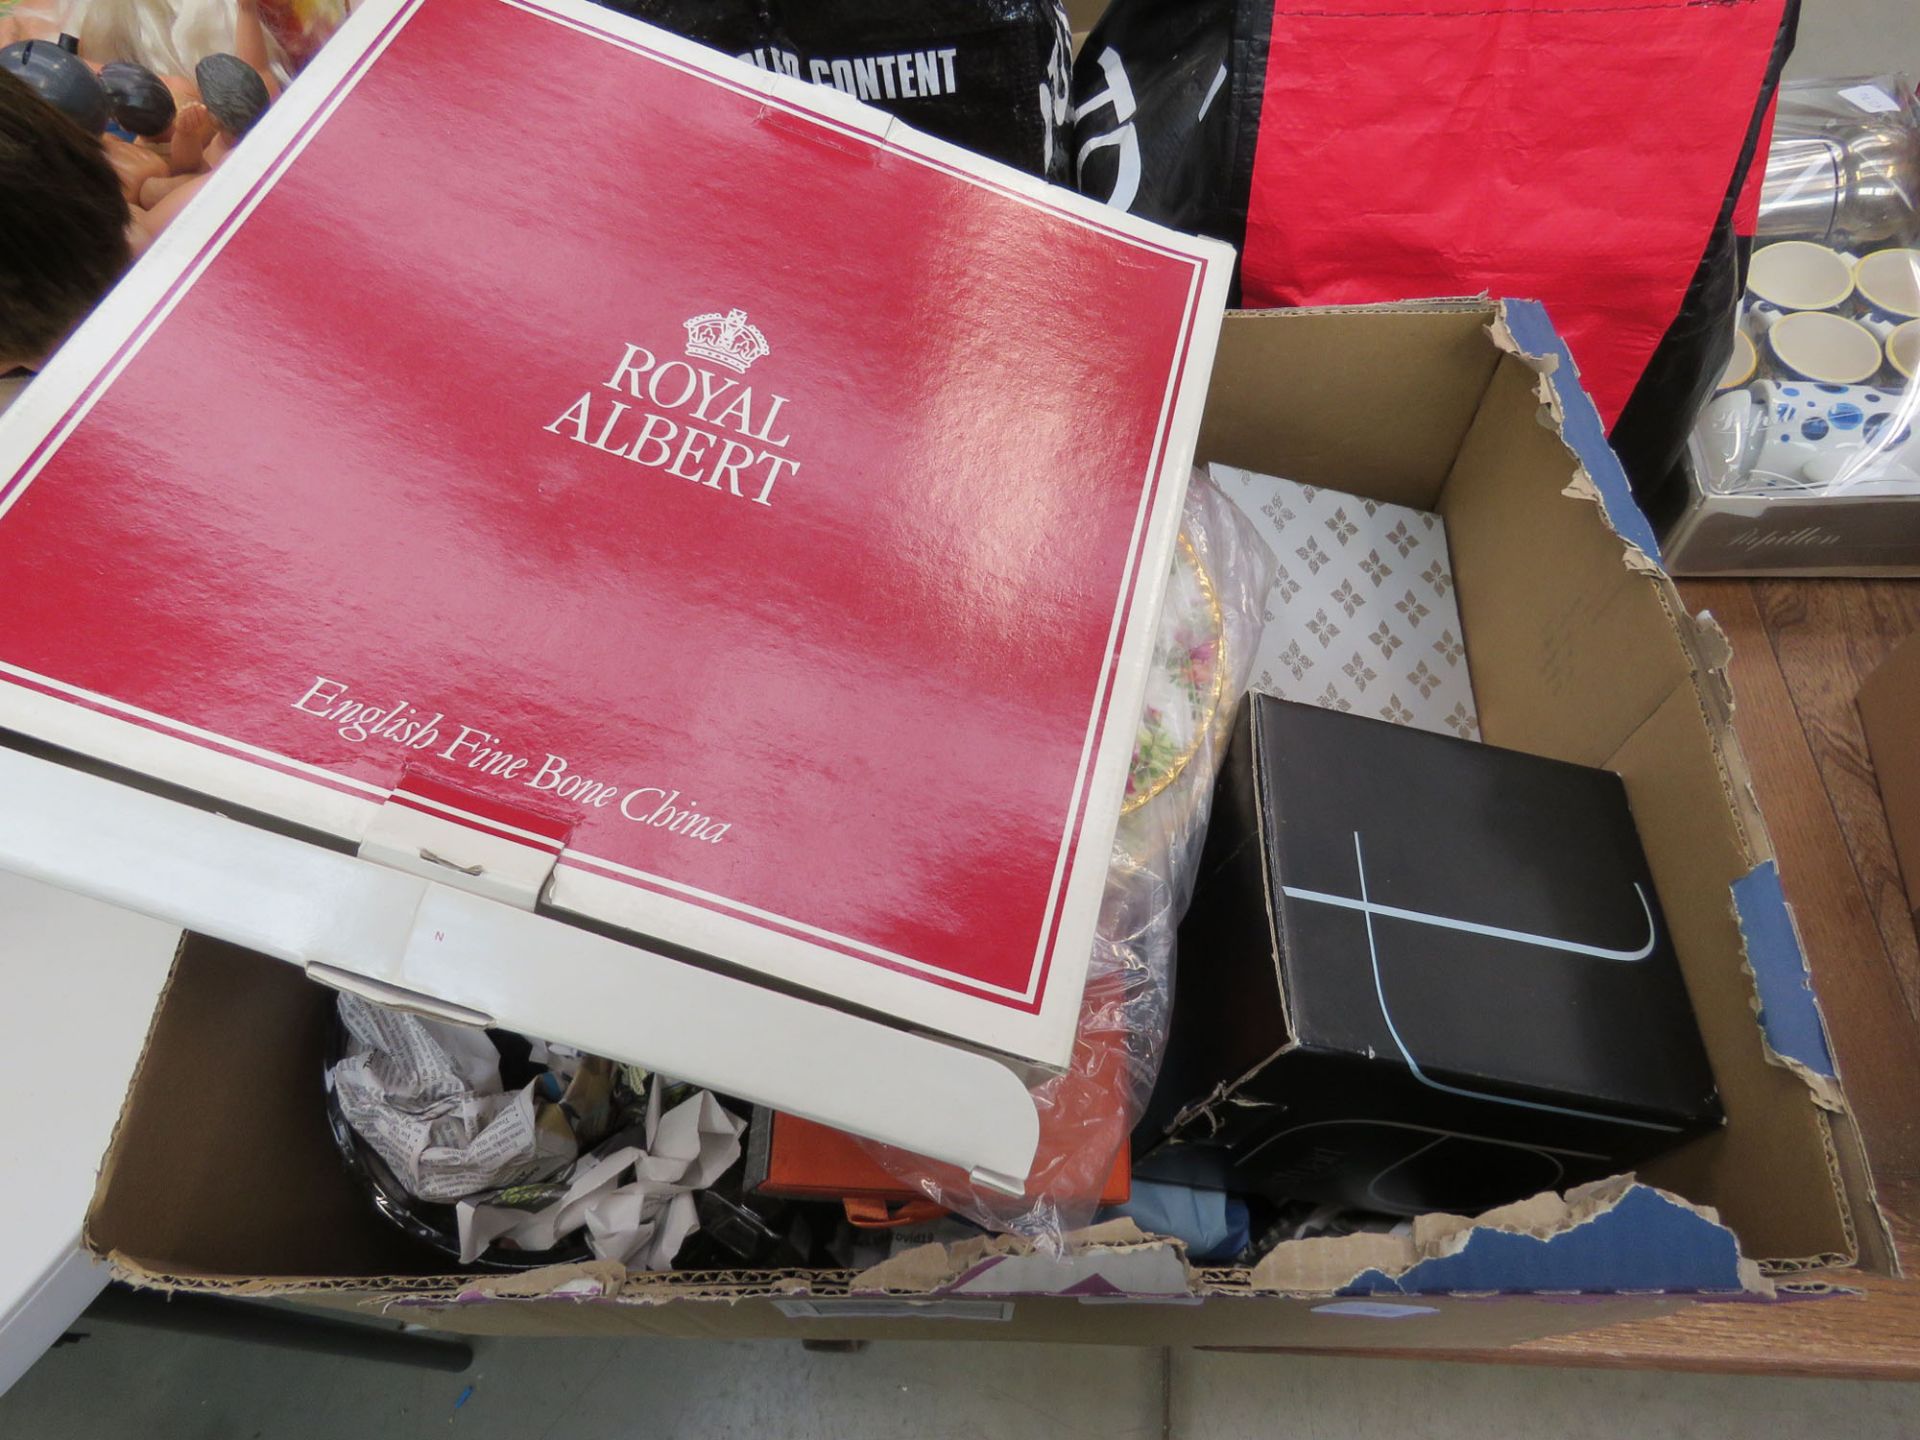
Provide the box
[136,52,256,216]
[97,61,177,201]
[91,60,177,204]
[100,60,176,138]
[0,37,166,216]
[138,0,280,224]
[194,51,268,137]
[0,36,108,133]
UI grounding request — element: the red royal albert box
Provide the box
[0,0,1230,1191]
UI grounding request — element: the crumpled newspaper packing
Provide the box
[330,993,743,1267]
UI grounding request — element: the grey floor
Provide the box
[1790,0,1920,80]
[7,1,1920,1437]
[7,1314,1920,1439]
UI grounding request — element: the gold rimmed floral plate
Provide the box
[1122,532,1226,819]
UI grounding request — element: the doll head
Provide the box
[194,51,268,137]
[0,69,130,370]
[0,35,109,133]
[100,59,175,137]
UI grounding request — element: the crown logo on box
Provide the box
[683,309,770,374]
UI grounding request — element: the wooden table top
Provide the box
[1285,578,1920,1378]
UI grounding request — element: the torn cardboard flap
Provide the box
[455,1259,629,1303]
[850,1238,973,1294]
[842,1181,1768,1303]
[1247,1231,1415,1295]
[1687,610,1736,677]
[1675,609,1740,736]
[1731,867,1847,1112]
[1502,344,1667,583]
[1485,313,1580,467]
[1491,301,1666,568]
[1484,301,1867,1250]
[1251,1178,1768,1298]
[851,1219,1194,1299]
[1556,466,1666,579]
[1486,310,1551,375]
[1416,1176,1658,1249]
[1630,603,1851,1127]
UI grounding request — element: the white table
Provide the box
[0,873,179,1396]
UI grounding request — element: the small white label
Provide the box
[772,1298,1014,1322]
[1840,85,1901,115]
[1311,1301,1440,1320]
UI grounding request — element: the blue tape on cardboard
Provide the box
[1499,300,1664,567]
[1733,861,1836,1079]
[1341,1184,1749,1296]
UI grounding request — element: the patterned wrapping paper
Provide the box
[1211,464,1481,741]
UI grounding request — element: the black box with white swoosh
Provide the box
[1136,694,1723,1216]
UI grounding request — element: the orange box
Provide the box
[750,1111,1131,1208]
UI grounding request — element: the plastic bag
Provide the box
[1759,75,1920,249]
[852,470,1275,1250]
[255,0,351,74]
[1688,78,1920,504]
[1068,0,1241,242]
[35,0,293,85]
[593,0,1072,180]
[1072,0,1798,515]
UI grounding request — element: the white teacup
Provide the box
[1857,310,1901,343]
[1758,378,1908,431]
[1753,378,1917,487]
[1741,297,1790,337]
[1854,248,1920,324]
[1890,320,1920,383]
[1718,329,1758,391]
[1767,310,1885,384]
[1697,390,1765,491]
[1749,241,1856,312]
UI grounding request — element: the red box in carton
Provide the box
[0,0,1231,1181]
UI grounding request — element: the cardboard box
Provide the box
[1860,631,1920,938]
[1137,695,1721,1214]
[83,302,1892,1346]
[0,0,1234,1189]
